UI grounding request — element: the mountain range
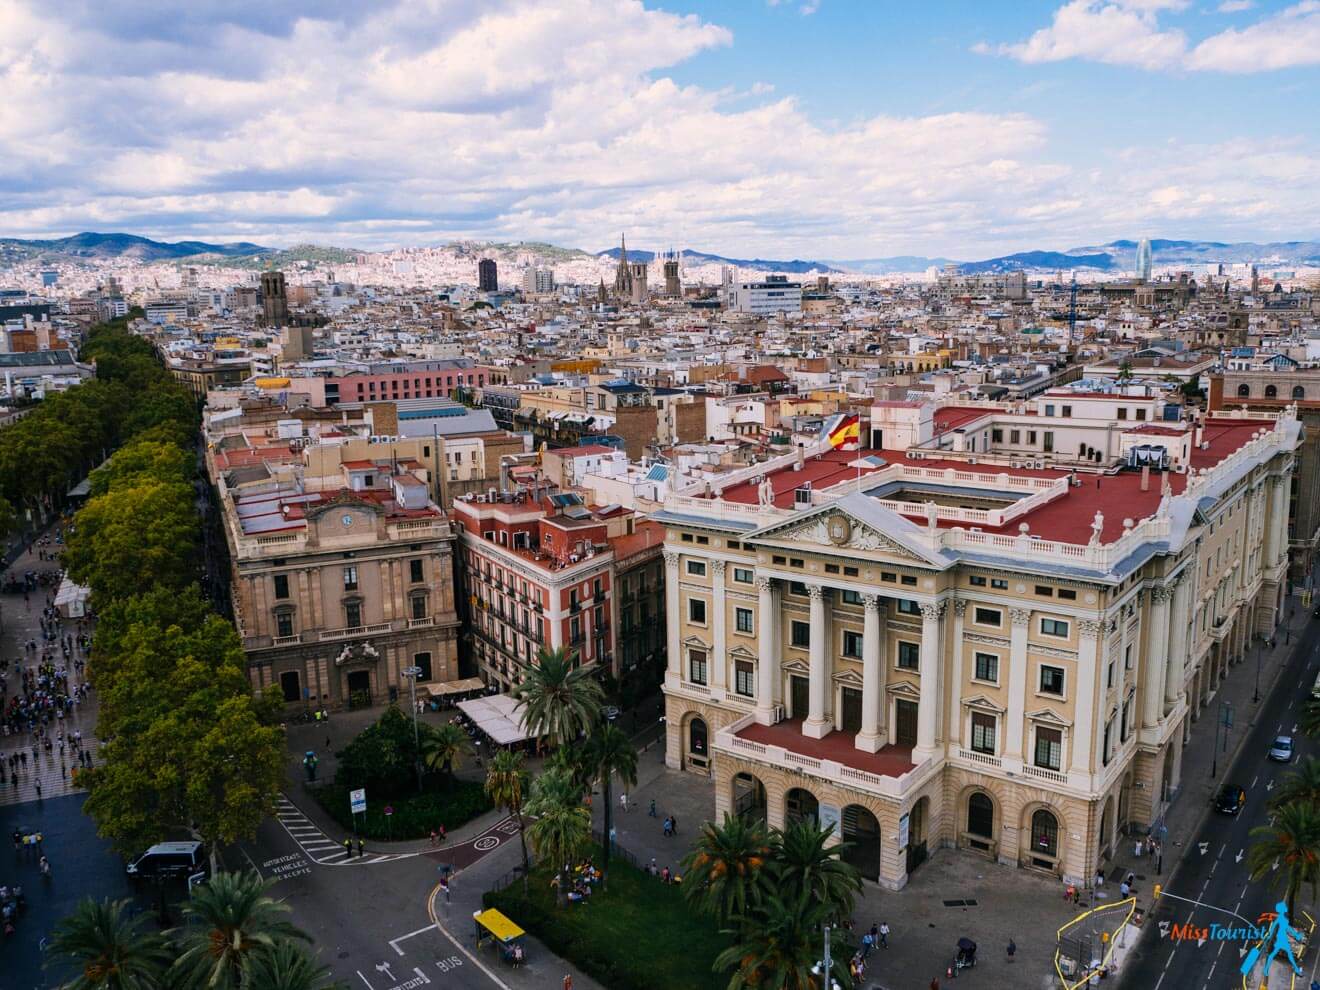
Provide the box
[0,231,270,262]
[596,247,839,275]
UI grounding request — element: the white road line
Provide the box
[1217,844,1225,859]
[1251,775,1259,787]
[1207,960,1216,982]
[355,971,375,990]
[388,924,438,956]
[428,883,512,990]
[1153,973,1165,990]
[238,845,263,877]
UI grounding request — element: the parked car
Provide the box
[1268,736,1294,763]
[1215,784,1246,815]
[126,841,208,882]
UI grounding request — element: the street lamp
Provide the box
[810,923,841,990]
[1252,635,1262,703]
[402,665,423,790]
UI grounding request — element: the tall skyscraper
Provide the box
[260,270,288,326]
[1135,238,1153,282]
[478,258,498,292]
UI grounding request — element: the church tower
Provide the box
[613,233,632,300]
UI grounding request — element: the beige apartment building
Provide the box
[655,396,1300,890]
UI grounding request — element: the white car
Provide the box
[1268,736,1294,763]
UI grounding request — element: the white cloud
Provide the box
[989,0,1320,72]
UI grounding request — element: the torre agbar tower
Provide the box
[654,395,1300,890]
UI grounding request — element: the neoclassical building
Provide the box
[656,395,1300,890]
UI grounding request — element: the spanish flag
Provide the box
[826,414,861,450]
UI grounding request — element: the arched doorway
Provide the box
[841,805,882,881]
[905,796,929,875]
[965,791,995,855]
[732,772,767,823]
[1027,808,1060,872]
[785,787,819,826]
[345,669,371,708]
[684,716,709,772]
[1098,797,1114,862]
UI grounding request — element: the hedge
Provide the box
[308,780,491,840]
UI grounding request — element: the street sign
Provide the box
[384,805,394,817]
[350,788,366,815]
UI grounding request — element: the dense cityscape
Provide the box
[3,3,1320,990]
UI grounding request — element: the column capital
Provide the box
[663,550,680,569]
[755,576,774,593]
[861,593,881,612]
[953,599,968,618]
[920,601,945,622]
[1078,617,1104,638]
[1149,584,1173,604]
[1010,607,1033,628]
[806,583,826,602]
[710,560,726,576]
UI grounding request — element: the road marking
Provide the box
[355,972,375,990]
[427,881,513,990]
[1207,960,1216,981]
[1251,775,1259,787]
[1153,974,1165,990]
[1209,860,1217,877]
[238,845,263,877]
[389,925,438,957]
[1217,844,1225,860]
[1235,849,1245,864]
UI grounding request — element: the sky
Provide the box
[1,0,1318,259]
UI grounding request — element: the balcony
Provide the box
[593,591,607,605]
[569,601,581,614]
[958,748,1002,769]
[407,616,434,629]
[271,633,302,647]
[1023,764,1068,785]
[319,622,392,643]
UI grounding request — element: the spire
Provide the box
[620,232,627,265]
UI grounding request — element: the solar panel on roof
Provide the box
[549,493,583,507]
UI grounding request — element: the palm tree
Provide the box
[170,871,311,990]
[1271,757,1320,811]
[1301,699,1320,739]
[715,887,853,990]
[525,769,591,907]
[513,645,604,748]
[1247,802,1320,916]
[681,813,773,926]
[420,722,471,784]
[582,722,638,868]
[773,819,864,924]
[239,941,342,990]
[486,749,532,885]
[46,897,172,990]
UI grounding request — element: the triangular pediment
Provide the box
[782,658,810,675]
[1027,707,1073,728]
[962,693,1006,714]
[683,634,711,650]
[744,492,953,568]
[729,645,757,662]
[832,668,864,687]
[887,680,922,699]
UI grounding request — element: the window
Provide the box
[791,621,811,648]
[772,555,786,565]
[1062,405,1072,418]
[971,712,997,755]
[1237,383,1251,397]
[1102,718,1114,765]
[735,607,754,634]
[901,575,917,586]
[1135,409,1146,422]
[1034,728,1062,771]
[411,594,428,620]
[343,566,358,591]
[735,660,755,697]
[688,649,708,685]
[1124,644,1133,670]
[897,599,920,616]
[843,630,863,658]
[898,641,920,670]
[789,581,808,596]
[967,792,994,839]
[1039,665,1065,696]
[841,589,862,605]
[1010,429,1020,444]
[275,611,294,638]
[1027,431,1037,444]
[688,599,707,624]
[727,540,740,551]
[969,575,987,587]
[696,536,710,545]
[1117,407,1127,420]
[991,578,1008,590]
[1044,404,1054,416]
[1106,659,1115,689]
[825,563,839,574]
[1058,588,1076,601]
[344,601,362,628]
[273,574,290,599]
[1040,618,1070,638]
[681,533,694,543]
[413,651,433,681]
[992,428,1003,443]
[1031,809,1059,858]
[1121,694,1132,741]
[843,566,859,577]
[1035,585,1053,597]
[733,567,753,584]
[686,560,707,576]
[279,670,301,703]
[410,559,424,583]
[1293,385,1306,400]
[974,652,999,682]
[974,607,1002,627]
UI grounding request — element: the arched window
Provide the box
[1265,385,1278,398]
[967,793,994,839]
[1031,809,1059,858]
[688,717,708,756]
[1293,386,1305,400]
[1237,384,1250,397]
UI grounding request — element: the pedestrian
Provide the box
[930,977,940,990]
[430,830,438,846]
[670,815,677,834]
[879,921,890,948]
[1119,878,1130,898]
[1134,838,1143,857]
[357,837,364,858]
[648,798,656,817]
[1095,869,1104,889]
[343,837,352,859]
[861,930,873,958]
[620,792,628,813]
[34,780,41,799]
[563,976,573,990]
[1007,938,1016,962]
[439,823,447,842]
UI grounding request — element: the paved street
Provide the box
[1121,606,1320,990]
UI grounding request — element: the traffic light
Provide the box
[1153,884,1162,900]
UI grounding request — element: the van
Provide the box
[125,841,207,881]
[1311,672,1320,701]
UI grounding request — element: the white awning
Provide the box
[426,677,486,697]
[456,694,537,745]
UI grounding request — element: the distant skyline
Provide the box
[2,1,1318,257]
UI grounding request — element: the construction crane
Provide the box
[1068,273,1078,347]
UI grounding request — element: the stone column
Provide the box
[664,551,681,682]
[947,600,967,747]
[1272,476,1289,568]
[803,584,831,739]
[1072,618,1102,777]
[1004,607,1032,766]
[756,577,779,725]
[914,601,945,759]
[855,594,885,753]
[1165,573,1190,709]
[711,560,728,699]
[1142,585,1171,728]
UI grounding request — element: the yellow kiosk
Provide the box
[473,908,526,966]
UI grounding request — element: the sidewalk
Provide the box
[1104,599,1307,915]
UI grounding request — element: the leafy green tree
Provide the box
[420,722,472,783]
[231,940,342,990]
[90,584,216,688]
[514,645,604,748]
[525,767,591,906]
[681,813,773,926]
[88,439,194,497]
[1271,757,1320,812]
[1247,802,1320,917]
[46,897,172,990]
[772,819,863,924]
[170,871,310,990]
[485,749,532,885]
[715,887,853,990]
[581,722,637,868]
[332,706,422,798]
[0,493,15,541]
[1301,699,1320,739]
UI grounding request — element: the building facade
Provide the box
[656,402,1299,891]
[478,259,498,292]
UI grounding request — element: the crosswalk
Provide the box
[274,794,413,866]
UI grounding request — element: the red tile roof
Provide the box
[735,719,916,778]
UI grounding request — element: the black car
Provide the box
[1215,784,1246,815]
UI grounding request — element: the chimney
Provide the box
[796,443,805,471]
[1140,465,1150,492]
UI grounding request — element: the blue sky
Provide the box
[1,0,1317,258]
